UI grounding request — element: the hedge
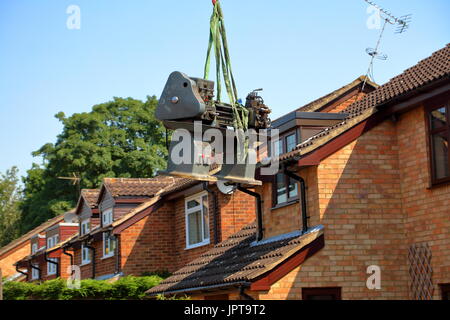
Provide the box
[3,275,166,300]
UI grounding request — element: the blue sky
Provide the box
[0,0,449,177]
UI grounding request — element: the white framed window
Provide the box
[80,219,91,236]
[185,192,209,249]
[46,235,59,275]
[102,208,113,226]
[81,244,91,265]
[31,264,39,280]
[31,243,38,254]
[103,231,116,258]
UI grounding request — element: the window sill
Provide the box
[80,261,91,266]
[185,240,210,250]
[101,254,114,260]
[427,177,450,189]
[271,199,299,211]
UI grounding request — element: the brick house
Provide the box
[13,211,78,282]
[148,44,450,300]
[62,176,256,280]
[0,220,56,280]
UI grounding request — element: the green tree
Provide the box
[20,96,167,234]
[0,166,22,246]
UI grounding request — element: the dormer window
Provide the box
[285,132,297,153]
[31,243,38,254]
[80,219,91,235]
[273,130,298,156]
[102,208,113,226]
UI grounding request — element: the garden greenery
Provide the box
[3,275,169,300]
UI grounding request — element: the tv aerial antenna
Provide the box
[57,172,81,197]
[361,0,412,91]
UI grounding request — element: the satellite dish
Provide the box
[217,180,236,195]
[366,48,388,60]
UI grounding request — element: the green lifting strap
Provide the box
[204,1,248,130]
[203,0,249,158]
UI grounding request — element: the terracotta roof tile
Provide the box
[103,176,183,197]
[147,224,324,296]
[296,75,378,113]
[80,189,100,208]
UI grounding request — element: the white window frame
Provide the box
[102,232,116,258]
[31,243,38,254]
[102,208,113,227]
[185,192,210,250]
[81,244,91,265]
[31,264,39,280]
[46,235,59,275]
[80,219,91,236]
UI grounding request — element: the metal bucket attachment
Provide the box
[212,132,261,186]
[158,132,217,182]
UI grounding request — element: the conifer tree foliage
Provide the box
[20,96,167,234]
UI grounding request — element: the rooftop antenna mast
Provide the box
[57,172,81,198]
[361,0,412,91]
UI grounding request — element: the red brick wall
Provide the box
[252,102,450,300]
[0,240,30,277]
[257,119,409,299]
[60,225,78,241]
[396,105,450,299]
[172,187,256,270]
[73,246,93,280]
[120,203,176,275]
[217,189,257,242]
[73,238,116,280]
[70,185,256,279]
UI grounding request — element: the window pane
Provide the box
[188,211,202,245]
[430,107,447,130]
[432,132,449,180]
[104,232,113,256]
[272,140,281,156]
[286,134,297,152]
[202,195,209,240]
[276,173,287,204]
[187,199,200,209]
[288,178,298,198]
[111,236,116,252]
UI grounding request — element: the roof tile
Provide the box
[147,224,324,295]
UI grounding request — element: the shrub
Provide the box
[140,270,171,278]
[112,276,163,300]
[3,275,165,300]
[3,281,36,300]
[156,294,191,300]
